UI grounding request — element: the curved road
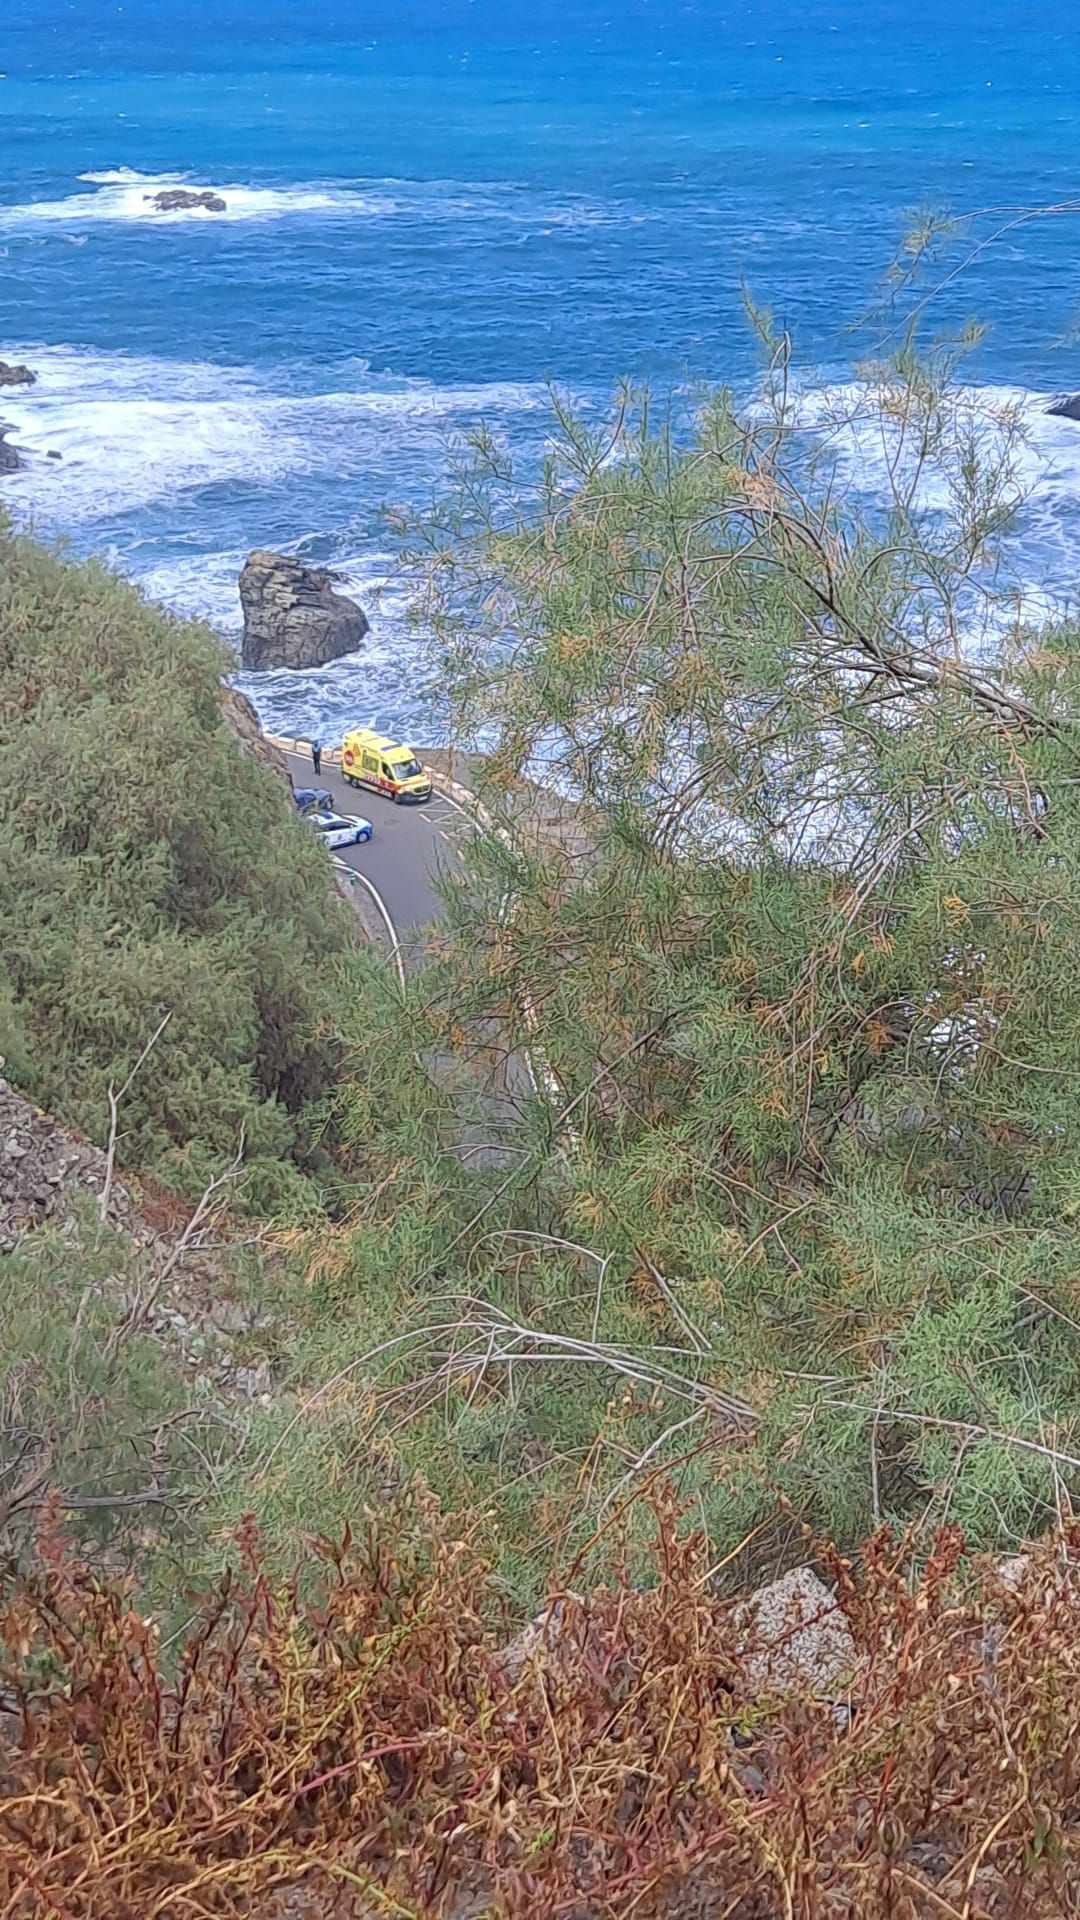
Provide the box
[287,750,755,1420]
[283,748,470,959]
[285,748,534,1164]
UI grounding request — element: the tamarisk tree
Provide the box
[407,342,1080,1555]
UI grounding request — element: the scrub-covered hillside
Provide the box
[0,516,355,1202]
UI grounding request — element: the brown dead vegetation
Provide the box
[2,1492,1079,1918]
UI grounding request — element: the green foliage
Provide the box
[362,347,1080,1571]
[0,518,354,1196]
[0,1201,218,1569]
[0,1194,360,1611]
[11,339,1080,1612]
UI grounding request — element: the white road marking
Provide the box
[332,858,407,992]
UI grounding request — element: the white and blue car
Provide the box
[307,809,374,850]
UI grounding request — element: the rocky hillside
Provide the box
[1,1065,148,1253]
[219,682,292,786]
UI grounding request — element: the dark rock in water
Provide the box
[0,361,36,388]
[0,425,24,473]
[148,188,227,213]
[46,449,62,461]
[239,550,370,671]
[1047,394,1080,422]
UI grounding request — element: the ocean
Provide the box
[3,0,1080,743]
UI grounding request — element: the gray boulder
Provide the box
[148,188,227,213]
[733,1564,858,1698]
[0,361,36,388]
[0,426,24,474]
[239,549,370,671]
[1047,394,1080,423]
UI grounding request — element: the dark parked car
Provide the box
[292,785,334,815]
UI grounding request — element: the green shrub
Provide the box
[0,518,354,1195]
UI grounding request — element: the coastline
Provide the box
[5,347,1080,758]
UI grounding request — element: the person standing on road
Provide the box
[311,740,322,775]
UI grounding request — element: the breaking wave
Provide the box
[5,343,1080,738]
[0,341,557,740]
[0,167,642,231]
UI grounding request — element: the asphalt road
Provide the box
[285,746,542,1164]
[284,748,469,957]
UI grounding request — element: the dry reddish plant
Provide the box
[2,1494,1079,1919]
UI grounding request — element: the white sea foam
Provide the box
[768,376,1080,617]
[783,379,1080,509]
[232,549,440,742]
[0,350,302,517]
[5,343,1080,741]
[0,341,552,741]
[0,343,552,526]
[0,166,644,232]
[137,541,419,638]
[0,168,390,226]
[135,540,439,748]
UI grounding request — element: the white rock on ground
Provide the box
[734,1564,858,1697]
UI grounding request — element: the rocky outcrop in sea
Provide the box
[147,189,227,213]
[0,426,25,473]
[238,549,370,671]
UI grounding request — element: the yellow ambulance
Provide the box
[341,728,433,804]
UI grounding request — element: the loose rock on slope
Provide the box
[0,1068,273,1401]
[239,549,370,671]
[0,1066,145,1253]
[733,1563,859,1697]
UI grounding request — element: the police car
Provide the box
[306,809,374,849]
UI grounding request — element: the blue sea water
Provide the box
[3,0,1080,740]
